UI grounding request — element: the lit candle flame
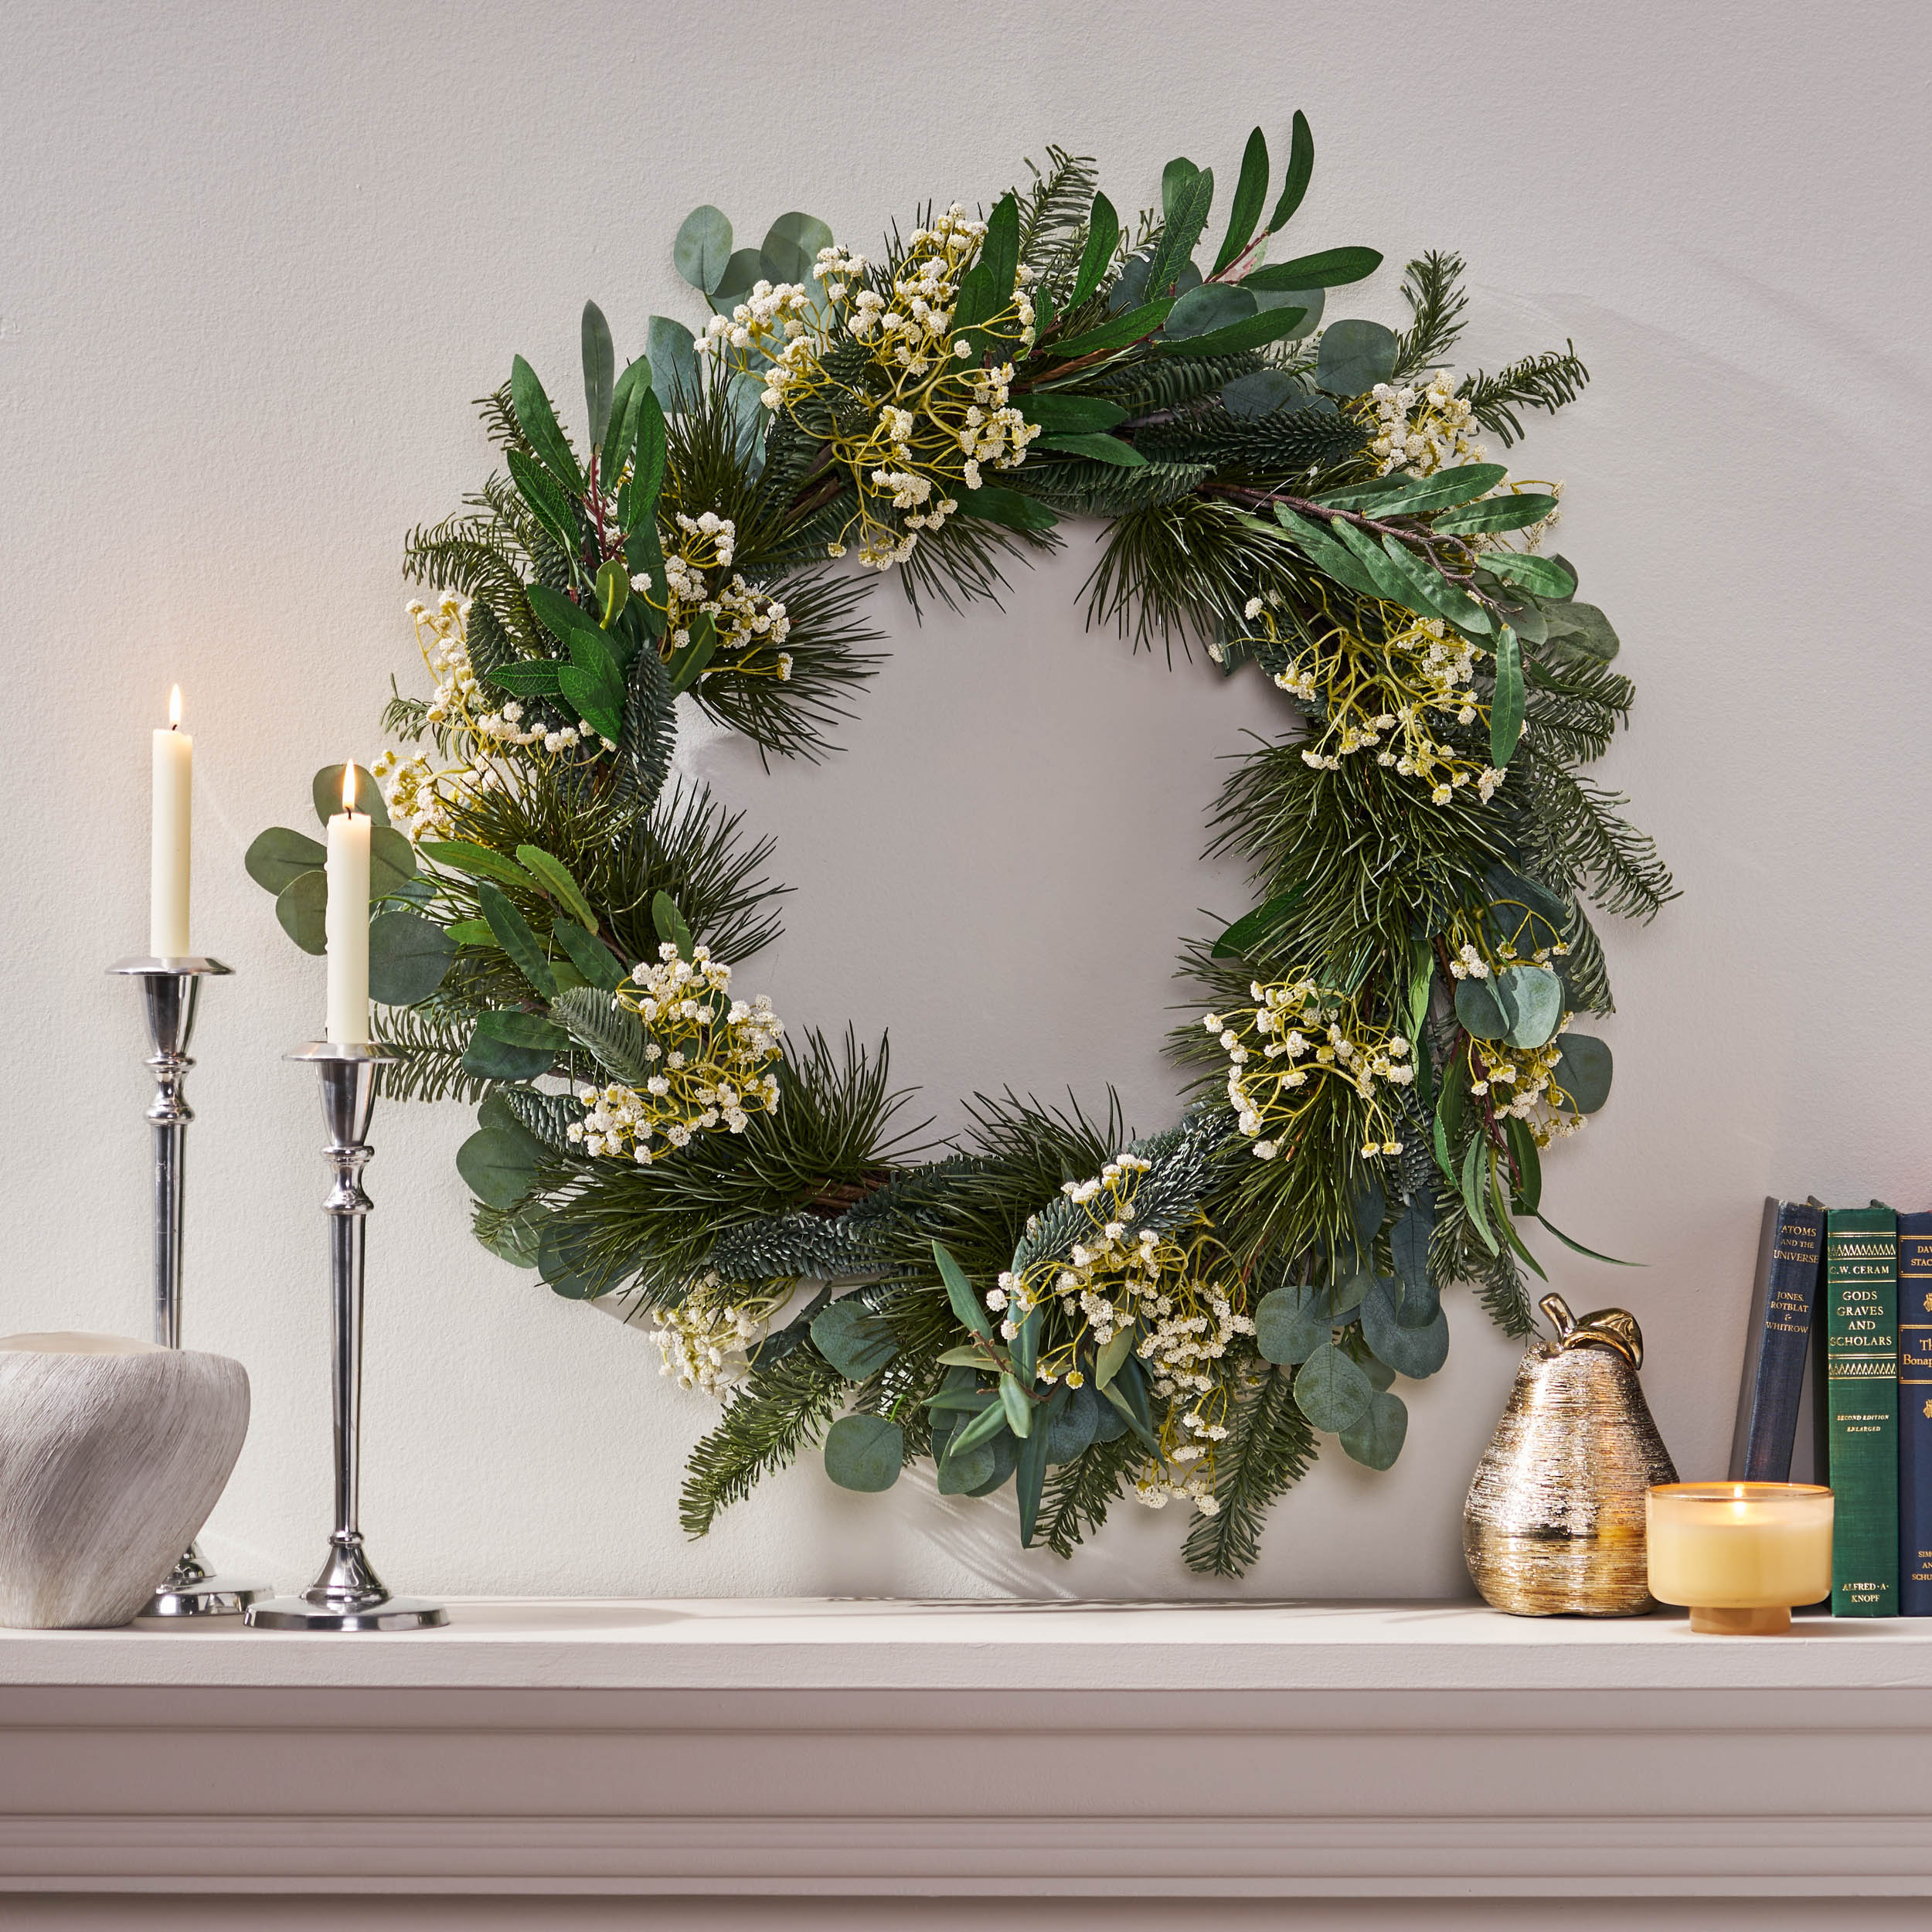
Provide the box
[342,763,357,814]
[168,685,182,730]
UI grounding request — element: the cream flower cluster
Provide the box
[699,208,1040,571]
[372,594,604,839]
[564,944,784,1165]
[650,1273,789,1396]
[1367,371,1484,476]
[1209,982,1415,1162]
[648,511,794,682]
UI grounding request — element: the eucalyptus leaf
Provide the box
[1045,1382,1100,1464]
[1339,1389,1409,1470]
[760,211,835,285]
[935,1437,997,1495]
[1017,1386,1057,1543]
[822,1413,903,1492]
[811,1298,899,1381]
[1164,283,1256,340]
[1497,964,1563,1049]
[536,1217,603,1300]
[1255,1284,1328,1366]
[1294,1341,1373,1434]
[712,247,764,304]
[462,1027,556,1083]
[646,315,701,415]
[1359,1276,1450,1379]
[1219,369,1304,420]
[456,1125,543,1210]
[1553,1033,1614,1114]
[1315,318,1398,395]
[1541,600,1621,662]
[474,1009,570,1052]
[311,764,389,829]
[368,825,417,901]
[274,869,328,954]
[245,827,327,896]
[1391,1197,1436,1318]
[673,206,733,294]
[368,908,456,1005]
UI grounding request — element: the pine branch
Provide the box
[1392,250,1470,378]
[1514,750,1678,923]
[1037,1430,1145,1557]
[1184,1366,1318,1577]
[679,1343,845,1536]
[1012,147,1100,275]
[1459,345,1590,447]
[372,1008,489,1104]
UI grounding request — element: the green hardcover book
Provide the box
[1826,1205,1900,1615]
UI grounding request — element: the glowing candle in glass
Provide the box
[1647,1482,1833,1634]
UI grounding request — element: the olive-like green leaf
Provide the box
[311,764,389,829]
[1339,1389,1409,1470]
[1213,126,1271,274]
[1460,1134,1499,1255]
[1017,1386,1060,1543]
[942,1398,1010,1463]
[998,1372,1032,1437]
[553,918,624,992]
[1036,431,1145,466]
[1482,550,1577,599]
[665,608,717,696]
[1070,192,1119,310]
[811,1299,900,1381]
[1040,298,1176,359]
[1095,1325,1136,1389]
[650,889,694,958]
[1331,519,1423,607]
[673,206,733,294]
[1022,393,1128,434]
[368,825,417,901]
[581,301,614,447]
[419,839,539,893]
[509,354,582,494]
[1505,1116,1543,1214]
[1098,1356,1160,1450]
[1212,881,1309,959]
[557,662,624,743]
[1270,506,1386,602]
[1533,1211,1640,1267]
[474,1008,569,1052]
[1164,283,1256,340]
[245,827,327,895]
[760,211,835,286]
[368,907,456,1005]
[954,482,1059,531]
[1373,530,1492,634]
[515,845,598,932]
[1315,318,1399,396]
[646,315,700,417]
[1553,1033,1614,1114]
[594,558,629,630]
[1255,1284,1328,1366]
[601,352,652,487]
[1541,600,1621,662]
[1009,1304,1041,1384]
[979,192,1020,302]
[1247,247,1383,291]
[487,658,564,699]
[456,1124,543,1210]
[526,581,600,648]
[1431,492,1559,535]
[1490,623,1524,765]
[505,447,580,557]
[1359,1275,1450,1379]
[1267,110,1314,231]
[477,880,556,996]
[447,917,495,947]
[1156,304,1307,359]
[274,869,328,954]
[1293,1341,1373,1433]
[822,1413,903,1492]
[933,1239,992,1339]
[1371,463,1508,515]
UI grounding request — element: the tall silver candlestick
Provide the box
[247,1043,446,1632]
[109,957,266,1620]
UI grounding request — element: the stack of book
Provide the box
[1730,1198,1932,1615]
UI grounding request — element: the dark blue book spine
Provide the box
[1900,1211,1932,1615]
[1729,1199,1828,1482]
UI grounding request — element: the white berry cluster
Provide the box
[1209,982,1415,1163]
[650,1272,789,1396]
[564,944,784,1165]
[372,594,607,839]
[649,512,795,685]
[1367,371,1484,476]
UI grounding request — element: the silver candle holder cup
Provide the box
[246,1043,445,1632]
[108,957,265,1620]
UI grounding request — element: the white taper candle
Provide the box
[325,764,371,1045]
[150,685,192,958]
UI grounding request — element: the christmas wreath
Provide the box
[246,116,1672,1575]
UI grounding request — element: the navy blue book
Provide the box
[1899,1210,1932,1615]
[1728,1197,1828,1482]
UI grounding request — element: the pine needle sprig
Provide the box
[1459,345,1590,447]
[678,1342,845,1536]
[1183,1366,1317,1577]
[1037,1431,1145,1558]
[1391,250,1471,378]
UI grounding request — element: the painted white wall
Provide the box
[2,0,1927,1601]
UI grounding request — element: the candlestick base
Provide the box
[138,1543,266,1621]
[1688,1604,1791,1636]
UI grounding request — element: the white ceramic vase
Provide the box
[0,1332,250,1628]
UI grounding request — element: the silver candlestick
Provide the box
[109,957,266,1620]
[247,1043,446,1632]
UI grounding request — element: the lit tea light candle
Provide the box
[324,764,371,1046]
[1647,1482,1833,1634]
[150,685,192,958]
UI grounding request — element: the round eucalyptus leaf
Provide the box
[1339,1389,1409,1470]
[462,1026,556,1083]
[822,1413,904,1492]
[647,314,700,414]
[965,1427,1019,1496]
[1540,600,1620,662]
[369,825,419,900]
[368,909,457,1005]
[1454,975,1510,1041]
[311,764,390,829]
[1256,1284,1328,1365]
[1294,1341,1374,1434]
[1330,1270,1374,1318]
[1359,1275,1451,1379]
[245,826,326,896]
[935,1437,996,1495]
[1361,1354,1397,1394]
[811,1298,899,1381]
[456,1126,543,1210]
[1220,369,1303,420]
[536,1218,601,1299]
[1498,964,1564,1049]
[1315,318,1398,396]
[761,211,835,285]
[274,869,328,955]
[1165,283,1256,340]
[1554,1032,1614,1114]
[478,1205,546,1270]
[1046,1381,1100,1464]
[1090,1396,1128,1444]
[713,247,766,304]
[1250,284,1323,334]
[474,1008,570,1050]
[673,206,733,294]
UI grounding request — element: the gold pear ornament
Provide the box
[1464,1293,1678,1615]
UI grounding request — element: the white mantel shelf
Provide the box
[5,1598,1932,1916]
[5,1594,1932,1692]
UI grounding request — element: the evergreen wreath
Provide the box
[246,117,1672,1575]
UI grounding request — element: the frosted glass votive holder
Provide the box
[1646,1482,1833,1634]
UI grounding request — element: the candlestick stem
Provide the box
[108,957,264,1619]
[247,1044,446,1632]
